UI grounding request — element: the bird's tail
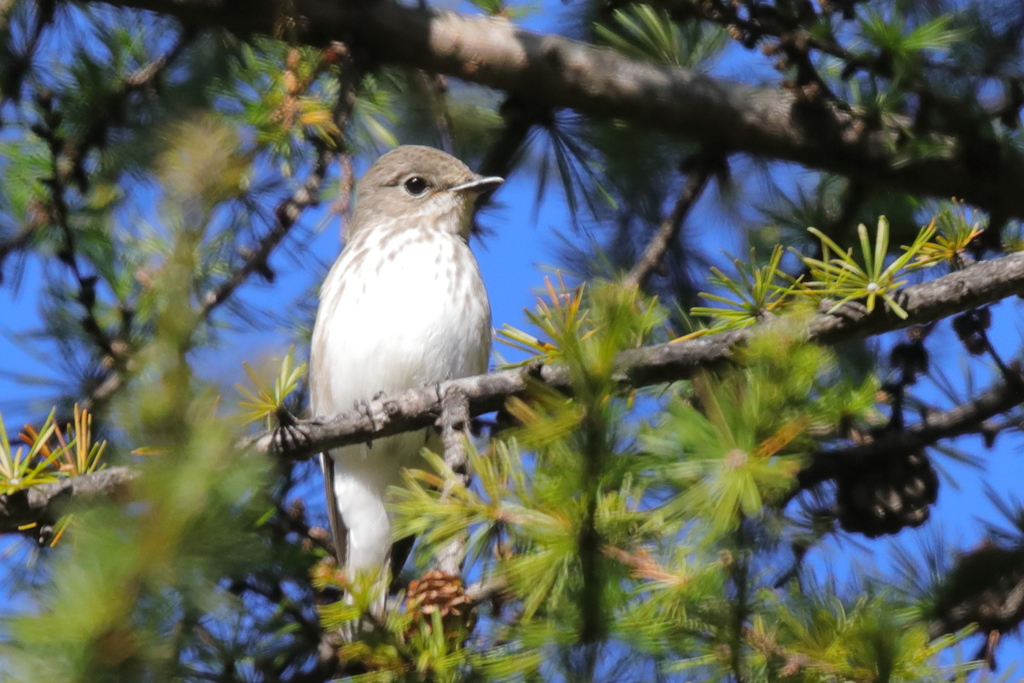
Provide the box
[321,454,399,640]
[318,452,348,567]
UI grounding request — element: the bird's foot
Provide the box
[353,396,390,446]
[820,298,869,322]
[274,418,313,456]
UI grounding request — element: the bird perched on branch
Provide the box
[309,146,500,613]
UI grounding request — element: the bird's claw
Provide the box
[891,288,911,313]
[275,419,313,456]
[821,298,869,322]
[354,396,390,445]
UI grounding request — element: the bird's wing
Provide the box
[310,278,350,569]
[318,451,348,567]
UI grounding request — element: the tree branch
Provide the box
[0,224,39,284]
[86,46,363,409]
[82,0,1024,220]
[434,387,471,576]
[250,250,1024,460]
[200,46,362,317]
[199,148,334,316]
[8,252,1024,539]
[2,377,1019,547]
[798,374,1024,490]
[0,467,137,537]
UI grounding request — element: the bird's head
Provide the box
[349,145,503,240]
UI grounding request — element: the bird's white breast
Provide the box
[313,227,491,415]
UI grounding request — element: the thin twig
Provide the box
[200,47,362,317]
[0,224,39,284]
[199,148,335,316]
[624,155,718,290]
[465,575,509,605]
[41,117,121,363]
[125,30,195,90]
[471,97,547,226]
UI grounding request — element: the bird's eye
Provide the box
[403,176,429,196]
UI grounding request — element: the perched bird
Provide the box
[309,146,501,601]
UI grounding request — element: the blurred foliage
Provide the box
[595,4,727,69]
[690,245,795,332]
[237,346,307,429]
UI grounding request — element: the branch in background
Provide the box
[0,224,39,284]
[476,98,546,182]
[24,32,197,411]
[30,28,195,364]
[198,147,333,316]
[40,120,122,363]
[79,46,364,411]
[74,28,197,165]
[0,467,136,537]
[80,370,124,412]
[651,0,863,80]
[420,72,456,154]
[250,249,1024,461]
[84,0,1024,221]
[471,97,549,227]
[798,373,1024,491]
[928,541,1024,664]
[200,46,362,317]
[623,153,720,291]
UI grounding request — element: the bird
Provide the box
[309,145,501,610]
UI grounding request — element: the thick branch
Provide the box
[5,380,1017,538]
[252,250,1024,460]
[84,0,1024,220]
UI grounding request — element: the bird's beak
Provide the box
[450,175,504,194]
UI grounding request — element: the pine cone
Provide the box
[405,571,474,637]
[934,543,1024,634]
[835,451,938,537]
